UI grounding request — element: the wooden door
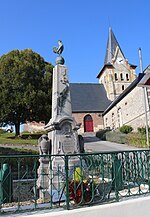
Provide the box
[84,115,94,132]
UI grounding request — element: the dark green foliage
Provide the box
[0,129,6,134]
[96,129,110,140]
[0,49,53,136]
[0,147,38,155]
[137,127,150,135]
[119,125,133,134]
[0,147,39,179]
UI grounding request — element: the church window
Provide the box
[120,73,124,81]
[115,73,118,81]
[112,113,115,129]
[117,108,122,127]
[122,85,125,91]
[105,118,108,127]
[126,73,129,81]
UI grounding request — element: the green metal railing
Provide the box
[0,149,150,214]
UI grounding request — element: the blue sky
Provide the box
[0,0,150,83]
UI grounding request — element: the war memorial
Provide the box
[0,41,150,217]
[36,40,82,201]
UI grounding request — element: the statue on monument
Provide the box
[38,134,51,156]
[53,40,65,65]
[53,40,64,55]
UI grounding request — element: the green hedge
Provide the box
[96,130,128,144]
[105,131,128,144]
[137,127,150,135]
[96,129,110,140]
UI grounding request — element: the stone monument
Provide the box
[45,40,80,156]
[36,40,81,201]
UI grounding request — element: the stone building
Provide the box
[100,29,150,131]
[103,72,150,131]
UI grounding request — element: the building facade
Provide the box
[103,73,150,131]
[70,83,111,133]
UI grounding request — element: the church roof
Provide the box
[70,83,112,112]
[104,27,125,65]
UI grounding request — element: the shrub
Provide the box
[0,129,6,134]
[106,131,128,144]
[119,125,133,134]
[96,129,110,140]
[127,133,148,148]
[137,127,150,135]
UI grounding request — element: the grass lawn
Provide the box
[0,131,44,145]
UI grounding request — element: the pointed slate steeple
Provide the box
[97,27,137,101]
[104,27,124,65]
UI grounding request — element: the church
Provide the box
[70,28,150,133]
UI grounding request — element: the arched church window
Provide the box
[120,73,124,81]
[111,113,115,129]
[122,85,125,91]
[117,108,122,127]
[115,73,118,81]
[105,118,108,127]
[126,73,129,81]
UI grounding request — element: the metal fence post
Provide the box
[112,154,123,201]
[65,155,70,210]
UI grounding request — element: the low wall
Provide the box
[15,196,150,217]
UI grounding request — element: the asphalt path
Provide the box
[83,133,143,152]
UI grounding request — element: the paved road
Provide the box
[83,132,143,152]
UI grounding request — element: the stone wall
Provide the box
[104,86,150,131]
[24,121,45,132]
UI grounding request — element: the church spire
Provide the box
[104,27,124,65]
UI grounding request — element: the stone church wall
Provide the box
[104,86,150,131]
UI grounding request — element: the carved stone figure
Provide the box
[38,134,51,155]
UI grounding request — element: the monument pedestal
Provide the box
[45,64,80,156]
[45,64,80,197]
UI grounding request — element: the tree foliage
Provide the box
[0,49,53,136]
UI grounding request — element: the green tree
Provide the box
[0,49,53,136]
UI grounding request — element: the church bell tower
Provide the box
[97,27,137,101]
